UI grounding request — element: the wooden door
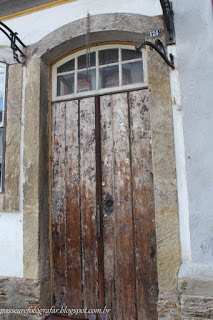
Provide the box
[51,89,158,320]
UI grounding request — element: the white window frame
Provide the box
[0,62,6,127]
[0,62,6,193]
[52,44,148,101]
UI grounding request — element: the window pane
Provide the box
[0,67,4,73]
[99,49,118,66]
[57,59,74,73]
[0,98,3,124]
[0,130,3,159]
[122,49,142,61]
[57,73,74,96]
[0,74,4,97]
[122,61,143,85]
[78,52,95,70]
[77,69,96,92]
[99,65,119,89]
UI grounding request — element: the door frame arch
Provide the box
[25,12,180,312]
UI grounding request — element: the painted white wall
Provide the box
[0,0,162,46]
[0,212,23,277]
[173,0,213,266]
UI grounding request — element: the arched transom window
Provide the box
[52,45,147,99]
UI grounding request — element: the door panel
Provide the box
[80,97,99,309]
[51,89,158,319]
[129,91,158,320]
[101,93,136,320]
[100,94,116,318]
[65,100,82,308]
[52,102,67,307]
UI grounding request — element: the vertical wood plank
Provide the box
[95,96,105,310]
[65,100,83,309]
[129,90,158,320]
[111,93,137,320]
[100,94,116,320]
[80,97,99,310]
[52,102,67,307]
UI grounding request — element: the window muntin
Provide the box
[53,45,146,99]
[0,63,6,193]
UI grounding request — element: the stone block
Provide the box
[147,37,180,292]
[23,59,41,279]
[4,64,23,211]
[181,295,213,318]
[0,277,42,319]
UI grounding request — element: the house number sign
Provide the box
[148,29,161,38]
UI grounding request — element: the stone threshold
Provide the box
[46,316,85,320]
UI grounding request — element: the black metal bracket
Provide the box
[0,21,26,64]
[136,39,175,69]
[160,0,175,45]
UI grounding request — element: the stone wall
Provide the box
[158,292,213,320]
[0,276,44,320]
[4,64,23,212]
[23,57,50,304]
[147,35,180,293]
[158,291,181,320]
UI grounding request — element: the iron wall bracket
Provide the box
[136,39,174,69]
[0,21,26,64]
[160,0,175,45]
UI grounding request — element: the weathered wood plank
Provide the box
[129,90,158,320]
[80,97,99,310]
[52,102,67,307]
[112,93,137,320]
[65,100,82,309]
[95,96,105,310]
[100,94,116,320]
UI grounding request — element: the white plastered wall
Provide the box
[173,0,213,280]
[0,0,162,46]
[0,212,23,276]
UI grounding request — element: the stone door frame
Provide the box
[21,12,180,309]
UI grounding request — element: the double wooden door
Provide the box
[51,89,158,320]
